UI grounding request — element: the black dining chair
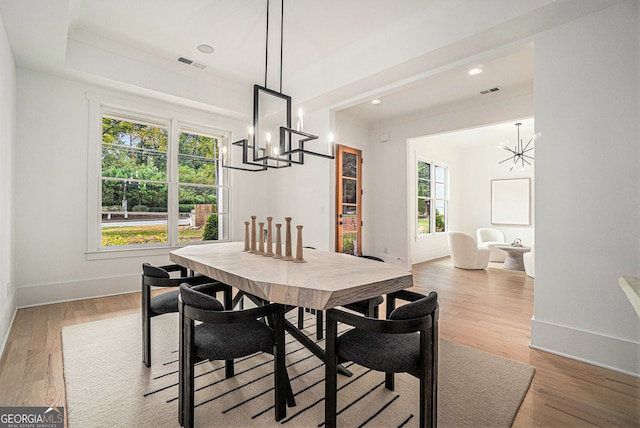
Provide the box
[141,262,232,367]
[325,290,439,428]
[178,283,293,428]
[297,255,385,340]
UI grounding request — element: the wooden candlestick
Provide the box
[293,225,306,263]
[282,217,294,261]
[249,216,257,253]
[243,221,250,251]
[273,223,283,259]
[264,217,274,257]
[257,222,265,255]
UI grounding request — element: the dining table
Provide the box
[169,241,414,376]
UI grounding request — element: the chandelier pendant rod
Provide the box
[264,0,269,88]
[279,0,284,93]
[264,0,285,92]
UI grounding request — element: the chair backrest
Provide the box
[447,231,477,251]
[388,291,437,320]
[476,228,505,244]
[180,283,224,311]
[142,262,170,278]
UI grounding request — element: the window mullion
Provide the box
[167,118,180,246]
[430,166,435,234]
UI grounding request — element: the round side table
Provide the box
[495,245,531,271]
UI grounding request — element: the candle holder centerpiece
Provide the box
[293,225,306,263]
[282,217,294,261]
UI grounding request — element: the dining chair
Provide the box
[297,254,385,340]
[325,290,438,428]
[178,283,292,427]
[141,262,232,367]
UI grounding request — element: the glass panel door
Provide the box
[336,145,362,255]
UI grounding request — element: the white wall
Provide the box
[0,13,17,354]
[460,138,535,245]
[335,115,378,257]
[531,2,639,375]
[264,108,335,251]
[363,87,534,267]
[13,69,256,307]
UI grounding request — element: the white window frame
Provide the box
[86,92,231,259]
[416,159,449,236]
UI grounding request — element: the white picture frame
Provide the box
[491,178,530,225]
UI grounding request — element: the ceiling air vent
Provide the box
[177,56,206,70]
[480,86,501,95]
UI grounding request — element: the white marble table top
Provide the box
[170,242,413,310]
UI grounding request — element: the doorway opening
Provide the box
[335,145,362,255]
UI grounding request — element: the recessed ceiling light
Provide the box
[197,44,214,54]
[468,67,483,75]
[371,99,382,105]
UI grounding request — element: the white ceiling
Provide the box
[413,117,535,150]
[68,0,432,88]
[338,44,534,126]
[0,0,622,145]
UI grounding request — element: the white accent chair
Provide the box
[447,232,490,270]
[476,228,508,262]
[524,246,535,278]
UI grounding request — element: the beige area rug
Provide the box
[62,312,533,427]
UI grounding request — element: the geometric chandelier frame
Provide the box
[224,0,335,172]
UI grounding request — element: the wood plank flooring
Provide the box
[0,257,638,426]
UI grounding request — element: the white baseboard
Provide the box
[531,317,640,377]
[16,274,140,308]
[0,293,17,361]
[412,247,449,265]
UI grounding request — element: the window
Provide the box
[98,108,228,249]
[417,160,447,235]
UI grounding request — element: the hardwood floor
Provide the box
[411,258,639,427]
[0,257,638,426]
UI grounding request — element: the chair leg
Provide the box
[142,283,151,367]
[385,372,394,391]
[420,325,437,427]
[274,313,287,421]
[325,314,338,428]
[184,357,195,428]
[420,370,427,428]
[316,310,323,340]
[223,287,232,310]
[297,307,304,329]
[429,326,438,427]
[365,299,376,318]
[225,359,235,378]
[178,309,184,426]
[182,320,196,428]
